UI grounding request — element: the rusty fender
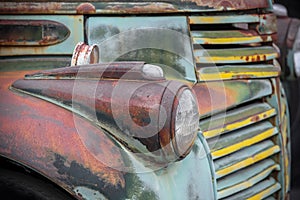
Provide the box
[11,63,197,164]
[0,70,126,199]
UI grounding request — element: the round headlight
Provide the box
[173,88,199,158]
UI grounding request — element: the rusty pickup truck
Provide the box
[0,0,295,199]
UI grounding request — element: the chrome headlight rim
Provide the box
[171,87,199,159]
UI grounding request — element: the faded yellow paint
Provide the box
[198,71,279,81]
[196,53,277,63]
[285,151,290,192]
[217,164,280,199]
[282,116,288,146]
[246,183,281,200]
[216,146,280,178]
[194,36,272,45]
[189,15,259,24]
[281,98,286,121]
[203,109,276,138]
[212,127,278,158]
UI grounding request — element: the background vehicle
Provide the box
[0,0,296,199]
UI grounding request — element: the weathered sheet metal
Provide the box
[189,14,261,24]
[0,56,71,71]
[0,20,70,46]
[0,15,83,56]
[279,86,291,194]
[194,46,278,64]
[28,62,165,81]
[217,159,280,199]
[180,0,271,10]
[192,79,273,118]
[191,30,276,45]
[208,121,278,159]
[0,70,216,200]
[0,71,127,199]
[197,64,281,81]
[189,13,277,35]
[11,64,199,163]
[266,78,291,198]
[71,42,99,66]
[189,12,279,83]
[0,0,271,14]
[214,140,280,179]
[200,103,276,139]
[201,98,283,199]
[223,177,281,200]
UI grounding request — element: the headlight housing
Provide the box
[12,62,199,166]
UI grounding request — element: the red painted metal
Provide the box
[0,70,126,197]
[11,66,193,162]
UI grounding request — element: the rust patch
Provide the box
[0,20,70,46]
[71,42,99,66]
[192,82,232,116]
[0,70,126,196]
[250,115,260,122]
[53,153,125,199]
[105,3,176,13]
[0,2,63,14]
[11,67,189,162]
[76,3,96,14]
[180,0,269,10]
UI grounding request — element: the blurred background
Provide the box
[275,0,300,199]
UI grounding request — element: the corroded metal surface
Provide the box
[189,12,279,83]
[192,79,272,118]
[0,2,291,199]
[12,65,197,163]
[0,19,70,46]
[194,46,278,64]
[191,30,276,45]
[0,70,126,199]
[217,159,280,199]
[197,65,280,81]
[200,103,277,139]
[71,42,99,66]
[0,71,215,200]
[214,140,280,179]
[0,15,83,56]
[26,62,165,81]
[0,0,271,14]
[181,0,270,10]
[189,14,277,35]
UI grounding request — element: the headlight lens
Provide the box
[173,88,199,157]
